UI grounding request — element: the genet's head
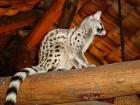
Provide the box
[82,11,106,36]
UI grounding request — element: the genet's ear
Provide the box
[93,11,102,20]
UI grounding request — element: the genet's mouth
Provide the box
[94,33,106,37]
[95,35,105,37]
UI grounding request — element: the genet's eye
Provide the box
[100,23,102,27]
[97,27,103,33]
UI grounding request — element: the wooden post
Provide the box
[0,60,140,105]
[56,0,79,28]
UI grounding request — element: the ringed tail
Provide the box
[4,67,38,105]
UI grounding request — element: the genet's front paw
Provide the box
[76,64,82,69]
[89,64,96,67]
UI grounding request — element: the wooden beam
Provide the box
[129,31,140,49]
[0,0,41,16]
[0,11,38,34]
[25,0,65,49]
[126,0,140,5]
[0,60,140,104]
[56,0,79,28]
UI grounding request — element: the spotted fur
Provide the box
[4,11,106,105]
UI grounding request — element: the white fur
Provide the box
[9,80,20,90]
[93,11,102,20]
[82,35,94,53]
[89,15,93,19]
[5,93,16,102]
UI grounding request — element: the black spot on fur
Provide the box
[75,37,77,40]
[45,53,48,57]
[61,36,65,39]
[55,45,60,48]
[31,67,38,72]
[50,45,53,48]
[56,54,60,57]
[48,68,53,72]
[43,46,45,49]
[4,100,15,105]
[49,33,54,37]
[55,49,59,52]
[47,59,51,62]
[10,76,22,82]
[54,59,57,62]
[6,86,17,95]
[48,66,56,72]
[49,54,52,57]
[42,52,44,55]
[78,33,81,36]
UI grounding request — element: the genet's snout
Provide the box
[101,30,106,35]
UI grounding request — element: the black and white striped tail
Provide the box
[4,67,38,105]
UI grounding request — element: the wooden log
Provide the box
[0,60,140,105]
[53,101,113,105]
[114,95,140,105]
